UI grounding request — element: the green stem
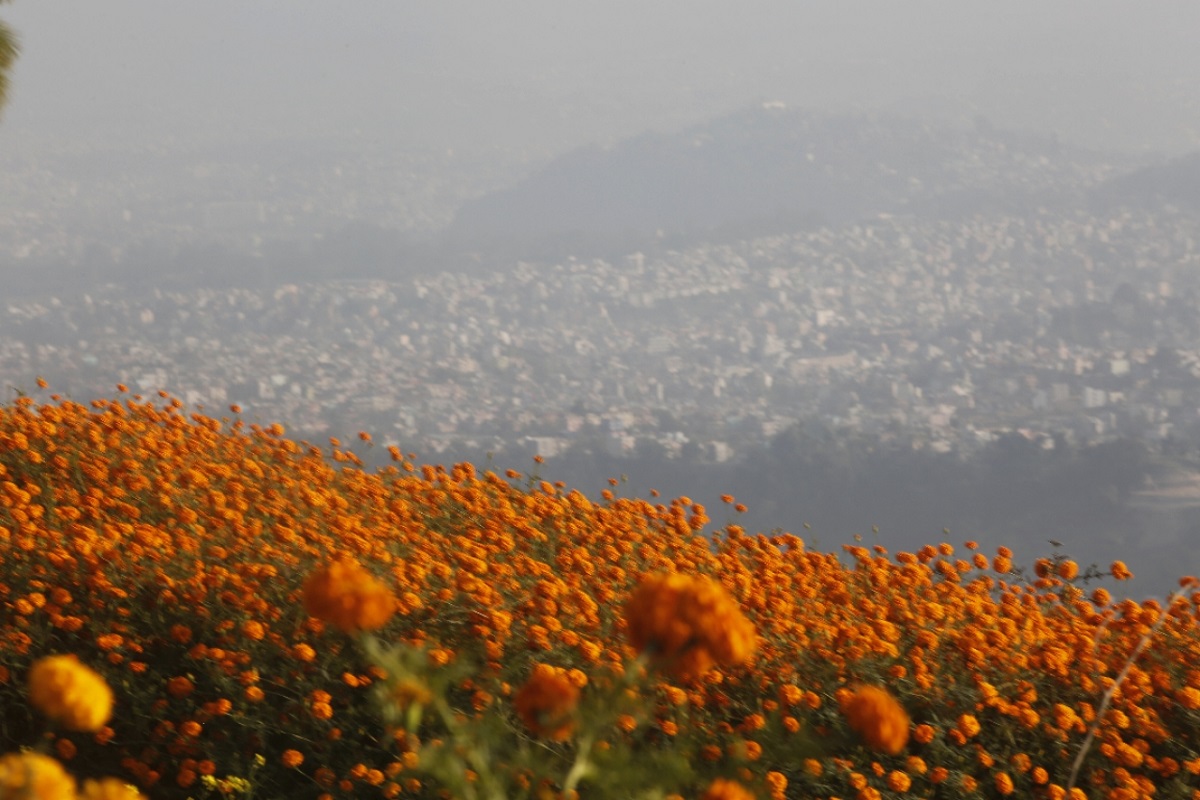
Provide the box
[561,733,595,797]
[432,692,507,800]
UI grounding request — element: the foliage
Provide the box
[1,387,1200,799]
[0,0,16,116]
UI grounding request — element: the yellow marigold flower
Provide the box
[700,778,756,800]
[79,777,147,800]
[624,572,756,680]
[0,751,78,800]
[302,559,397,633]
[29,654,114,732]
[513,663,580,742]
[840,685,910,755]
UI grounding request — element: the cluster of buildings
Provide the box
[3,202,1200,462]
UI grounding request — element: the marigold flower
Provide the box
[55,738,77,760]
[80,777,147,800]
[282,750,304,769]
[840,685,910,755]
[29,654,114,732]
[624,572,756,680]
[387,677,432,710]
[0,751,77,800]
[1111,560,1133,580]
[166,676,194,699]
[886,771,911,792]
[995,772,1015,795]
[513,663,580,741]
[700,778,756,800]
[302,559,397,633]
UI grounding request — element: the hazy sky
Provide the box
[3,1,1200,156]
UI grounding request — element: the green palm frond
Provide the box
[0,13,19,115]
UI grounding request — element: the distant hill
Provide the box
[447,106,1096,257]
[1092,151,1200,211]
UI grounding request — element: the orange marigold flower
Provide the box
[292,644,317,662]
[839,685,910,755]
[886,771,912,792]
[956,713,981,739]
[55,738,77,760]
[624,572,756,680]
[1111,561,1133,580]
[29,654,114,732]
[167,676,194,699]
[0,751,77,800]
[995,772,1015,795]
[282,750,305,769]
[302,559,397,633]
[1057,560,1079,581]
[80,777,147,799]
[241,620,266,641]
[701,778,756,800]
[513,663,580,742]
[387,677,432,709]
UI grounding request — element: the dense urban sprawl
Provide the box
[3,203,1199,463]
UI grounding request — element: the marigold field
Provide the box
[3,389,1200,800]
